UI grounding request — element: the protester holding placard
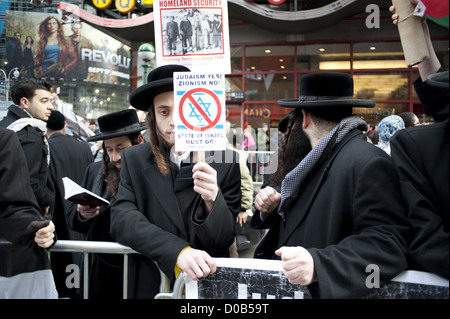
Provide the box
[252,72,411,298]
[110,64,241,298]
[390,0,449,280]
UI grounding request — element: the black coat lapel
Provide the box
[278,130,361,247]
[142,163,187,237]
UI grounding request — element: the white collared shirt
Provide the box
[170,148,191,169]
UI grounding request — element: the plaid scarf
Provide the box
[278,116,367,220]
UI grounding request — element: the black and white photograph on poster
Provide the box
[183,258,449,299]
[184,258,312,299]
[162,8,223,56]
[154,1,231,74]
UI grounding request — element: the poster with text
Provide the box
[174,71,227,152]
[5,11,130,84]
[153,0,231,74]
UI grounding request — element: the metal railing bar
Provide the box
[0,239,174,299]
[83,252,89,299]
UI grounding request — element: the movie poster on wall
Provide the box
[5,11,131,85]
[153,0,231,74]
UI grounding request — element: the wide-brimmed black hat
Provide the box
[129,64,191,111]
[87,109,145,142]
[278,72,375,109]
[427,70,448,90]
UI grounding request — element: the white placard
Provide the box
[174,71,227,152]
[153,0,231,74]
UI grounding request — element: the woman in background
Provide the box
[34,16,77,79]
[23,36,35,76]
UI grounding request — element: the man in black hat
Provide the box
[66,109,145,299]
[109,64,241,298]
[252,72,411,298]
[390,2,449,280]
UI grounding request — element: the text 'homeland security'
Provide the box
[159,0,222,8]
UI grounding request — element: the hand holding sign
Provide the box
[391,0,430,66]
[275,246,316,286]
[193,162,219,214]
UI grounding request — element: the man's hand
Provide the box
[390,0,420,24]
[192,162,218,214]
[254,186,281,214]
[34,221,55,248]
[236,211,248,227]
[77,204,100,220]
[275,246,316,286]
[177,247,217,281]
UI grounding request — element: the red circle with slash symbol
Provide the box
[178,88,222,131]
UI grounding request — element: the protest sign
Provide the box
[153,0,231,74]
[174,71,227,152]
[183,258,449,299]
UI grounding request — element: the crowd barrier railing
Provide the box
[0,239,175,299]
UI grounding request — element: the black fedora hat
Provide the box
[87,109,145,142]
[129,64,191,111]
[278,72,375,109]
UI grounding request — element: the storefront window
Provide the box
[243,103,291,131]
[244,73,294,101]
[226,75,244,103]
[231,46,243,72]
[434,39,449,68]
[297,43,350,71]
[353,72,409,101]
[353,103,405,124]
[245,45,295,72]
[353,41,406,69]
[64,83,130,119]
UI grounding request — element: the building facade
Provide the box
[1,0,448,127]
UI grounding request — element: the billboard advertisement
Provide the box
[4,11,131,85]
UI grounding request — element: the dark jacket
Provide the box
[66,161,122,299]
[48,132,93,240]
[390,120,449,279]
[0,127,54,296]
[110,143,241,298]
[390,74,449,279]
[0,104,54,211]
[252,129,411,298]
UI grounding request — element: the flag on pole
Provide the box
[416,0,449,28]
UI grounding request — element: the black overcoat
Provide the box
[110,143,241,298]
[253,129,411,298]
[391,120,449,279]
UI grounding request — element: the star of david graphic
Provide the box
[188,96,211,124]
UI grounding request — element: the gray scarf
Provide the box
[278,116,367,220]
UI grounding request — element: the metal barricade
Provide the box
[0,239,175,299]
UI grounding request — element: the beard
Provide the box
[269,110,312,192]
[104,160,121,198]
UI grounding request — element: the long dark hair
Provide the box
[268,109,312,191]
[146,108,171,176]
